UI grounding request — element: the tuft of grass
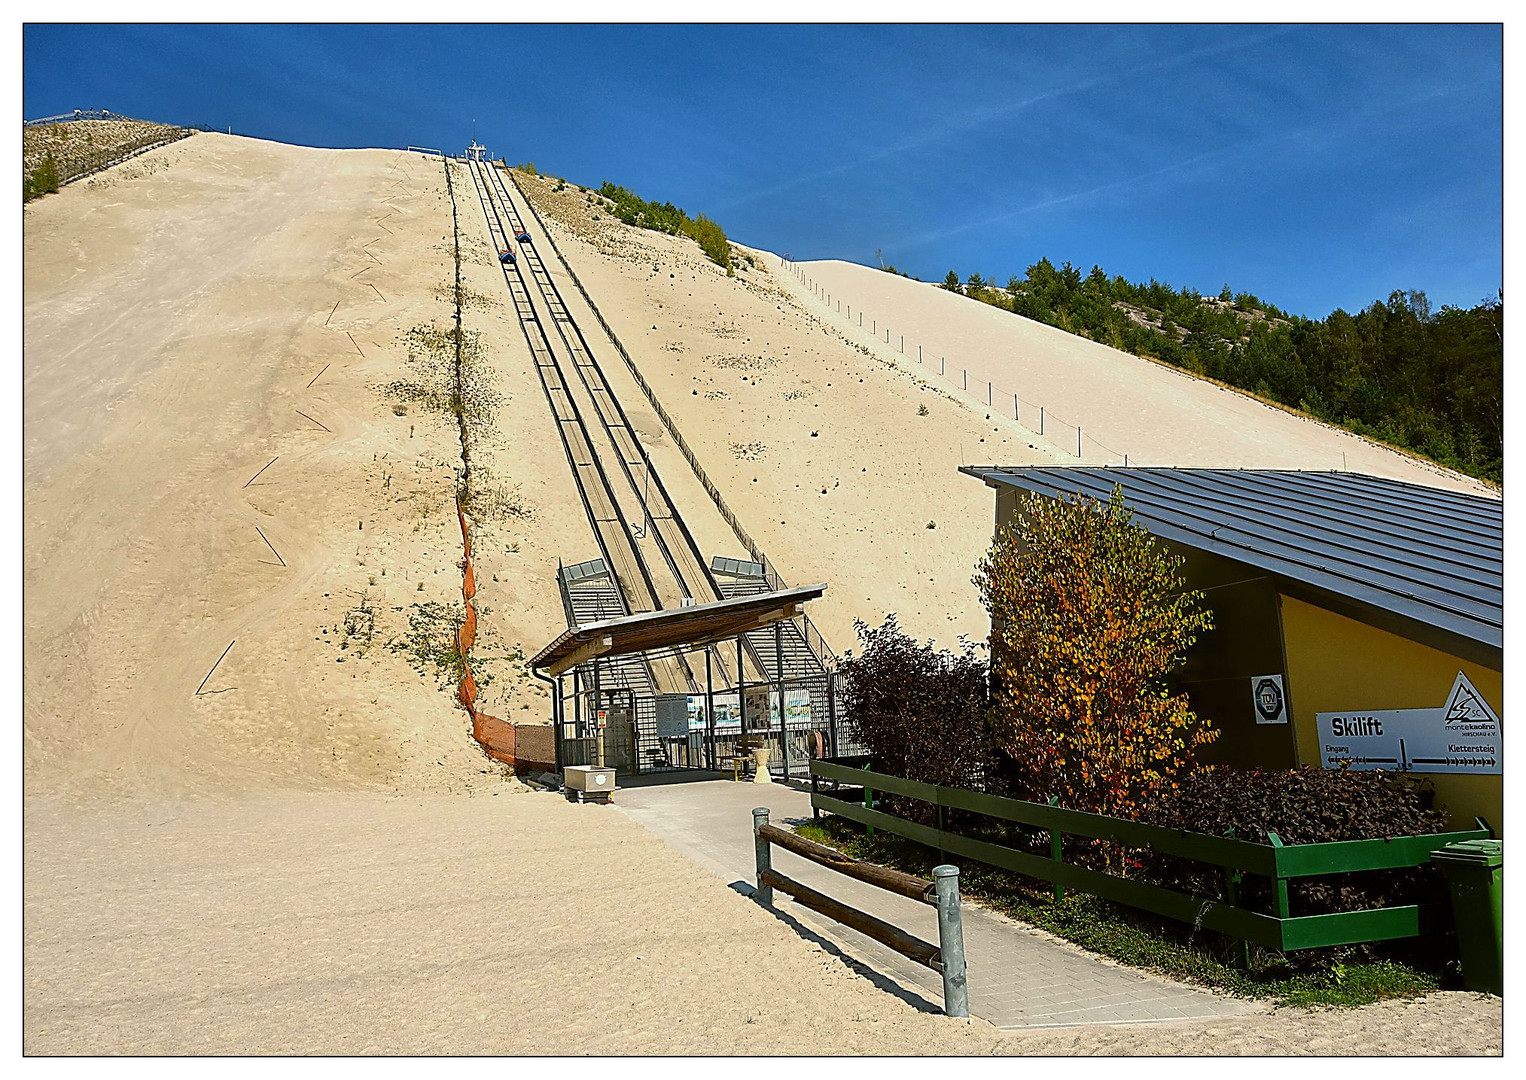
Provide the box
[387,601,467,688]
[792,816,1440,1008]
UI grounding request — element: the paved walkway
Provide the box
[615,779,1263,1029]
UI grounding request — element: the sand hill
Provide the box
[506,172,1493,661]
[21,133,1501,1054]
[772,258,1494,495]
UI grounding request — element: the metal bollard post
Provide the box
[933,865,969,1018]
[753,807,774,905]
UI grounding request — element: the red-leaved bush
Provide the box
[1135,765,1451,921]
[838,615,992,822]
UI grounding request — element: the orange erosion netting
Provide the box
[454,499,554,772]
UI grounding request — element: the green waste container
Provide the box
[1430,839,1503,995]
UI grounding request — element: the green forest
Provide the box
[932,260,1503,483]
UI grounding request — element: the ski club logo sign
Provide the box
[1444,678,1495,726]
[1316,672,1501,775]
[1251,675,1287,725]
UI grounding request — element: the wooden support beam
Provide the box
[760,824,936,905]
[759,869,942,970]
[547,635,613,677]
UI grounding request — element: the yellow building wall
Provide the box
[1279,594,1502,833]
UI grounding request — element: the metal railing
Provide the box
[810,758,1492,959]
[504,166,838,670]
[25,126,192,192]
[24,109,118,126]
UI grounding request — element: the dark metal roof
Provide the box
[959,467,1502,653]
[530,584,827,676]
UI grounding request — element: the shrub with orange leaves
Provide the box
[974,486,1217,818]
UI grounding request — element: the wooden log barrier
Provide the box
[758,868,942,969]
[758,823,937,905]
[752,807,969,1018]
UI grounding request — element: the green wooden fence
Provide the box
[810,758,1491,954]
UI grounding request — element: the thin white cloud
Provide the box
[896,148,1235,251]
[891,76,1491,255]
[718,26,1294,210]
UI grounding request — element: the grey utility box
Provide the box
[564,765,617,797]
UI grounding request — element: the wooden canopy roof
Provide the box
[529,584,828,677]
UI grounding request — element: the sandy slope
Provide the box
[782,259,1494,494]
[510,173,1492,666]
[23,134,513,801]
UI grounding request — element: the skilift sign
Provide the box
[1316,672,1501,774]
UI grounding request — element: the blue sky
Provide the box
[24,24,1502,316]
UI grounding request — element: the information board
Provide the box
[1315,671,1500,775]
[688,693,740,731]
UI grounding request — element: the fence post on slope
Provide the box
[988,382,992,406]
[1077,427,1083,458]
[1040,407,1045,435]
[1014,393,1019,420]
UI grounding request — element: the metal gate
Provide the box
[557,668,844,780]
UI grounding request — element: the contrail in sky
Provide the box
[891,77,1485,254]
[718,27,1293,211]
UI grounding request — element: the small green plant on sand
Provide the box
[388,601,468,688]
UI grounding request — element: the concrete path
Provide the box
[615,779,1264,1029]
